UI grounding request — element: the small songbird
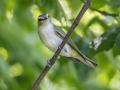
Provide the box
[38,14,98,68]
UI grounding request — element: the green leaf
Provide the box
[91,0,105,9]
[105,0,120,7]
[115,34,120,51]
[89,25,120,56]
[112,46,120,57]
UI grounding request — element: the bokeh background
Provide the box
[0,0,120,90]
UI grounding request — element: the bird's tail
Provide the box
[66,55,98,68]
[80,55,98,68]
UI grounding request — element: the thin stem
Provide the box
[80,0,119,17]
[90,7,119,17]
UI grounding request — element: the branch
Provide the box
[31,0,92,90]
[81,0,119,17]
[90,7,119,17]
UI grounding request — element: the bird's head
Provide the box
[38,14,51,26]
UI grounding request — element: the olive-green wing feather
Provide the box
[54,25,80,53]
[54,25,81,63]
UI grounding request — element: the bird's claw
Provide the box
[47,60,51,67]
[58,45,61,49]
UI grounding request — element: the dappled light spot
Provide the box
[116,55,120,61]
[110,71,120,90]
[9,63,23,77]
[0,47,8,60]
[89,36,107,50]
[96,72,109,86]
[30,5,40,20]
[6,10,13,21]
[0,79,7,90]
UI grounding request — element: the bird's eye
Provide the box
[38,18,43,21]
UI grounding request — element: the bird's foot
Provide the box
[47,60,51,67]
[58,45,61,49]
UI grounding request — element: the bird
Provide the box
[37,14,98,68]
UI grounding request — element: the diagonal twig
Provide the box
[90,7,119,17]
[81,0,119,17]
[31,0,92,90]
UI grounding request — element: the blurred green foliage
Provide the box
[0,0,120,90]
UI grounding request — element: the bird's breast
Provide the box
[38,26,62,52]
[38,25,71,57]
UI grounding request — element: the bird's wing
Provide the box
[54,25,98,67]
[54,25,80,54]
